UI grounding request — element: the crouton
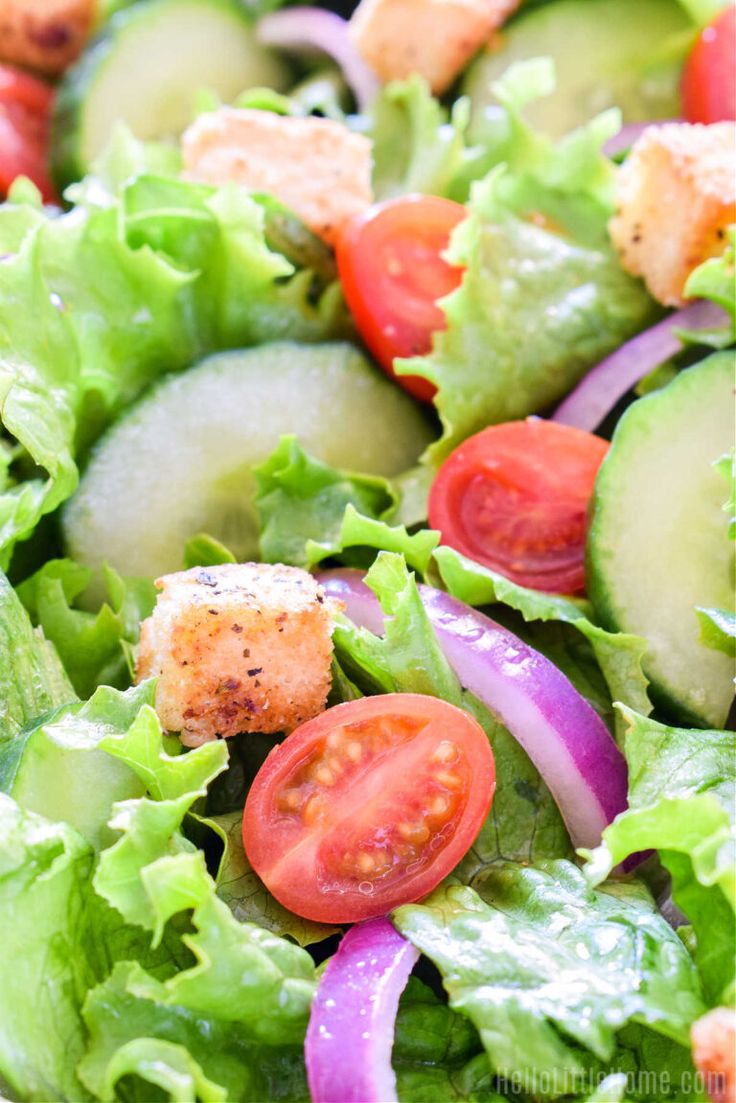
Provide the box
[136,563,342,746]
[348,0,519,95]
[182,108,373,246]
[0,0,95,75]
[609,122,736,307]
[691,1008,735,1103]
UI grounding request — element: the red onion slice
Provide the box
[551,300,728,431]
[319,569,628,849]
[256,8,380,111]
[602,120,678,158]
[305,917,419,1103]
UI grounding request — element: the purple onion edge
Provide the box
[256,7,380,111]
[305,917,419,1103]
[552,299,728,431]
[602,120,679,158]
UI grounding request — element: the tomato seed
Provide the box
[313,765,336,787]
[435,770,463,790]
[357,852,375,873]
[431,740,460,764]
[279,789,302,812]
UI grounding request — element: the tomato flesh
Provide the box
[0,64,57,203]
[336,195,467,402]
[429,418,609,594]
[681,6,736,124]
[242,693,495,922]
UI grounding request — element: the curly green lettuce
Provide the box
[0,146,346,570]
[393,60,657,460]
[394,861,706,1099]
[585,707,736,1007]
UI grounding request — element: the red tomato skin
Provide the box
[429,418,609,595]
[0,64,57,203]
[681,6,736,124]
[0,65,54,114]
[336,195,467,403]
[242,693,495,923]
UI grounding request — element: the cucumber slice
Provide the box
[463,0,691,140]
[587,353,735,728]
[63,341,434,581]
[52,0,289,187]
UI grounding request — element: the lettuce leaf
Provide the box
[0,569,74,742]
[254,435,396,565]
[694,450,736,656]
[0,683,163,850]
[394,62,656,461]
[17,559,156,698]
[0,155,345,568]
[679,227,736,349]
[0,796,99,1102]
[93,705,316,1041]
[585,708,736,1006]
[0,795,192,1103]
[400,191,656,461]
[333,553,571,868]
[182,532,238,570]
[253,436,439,573]
[368,76,477,201]
[393,978,509,1103]
[306,504,439,575]
[394,861,706,1097]
[696,605,736,657]
[0,598,321,1101]
[79,962,309,1103]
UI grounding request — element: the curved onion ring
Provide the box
[305,917,419,1103]
[256,8,380,111]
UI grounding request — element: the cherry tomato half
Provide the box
[428,419,609,595]
[0,64,57,203]
[336,195,467,402]
[243,693,495,923]
[681,5,736,124]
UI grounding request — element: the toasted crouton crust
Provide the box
[691,1008,735,1103]
[182,108,373,246]
[136,563,342,745]
[609,122,736,307]
[0,0,95,74]
[348,0,519,95]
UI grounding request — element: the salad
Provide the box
[0,0,734,1101]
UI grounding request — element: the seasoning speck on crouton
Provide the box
[136,563,342,746]
[609,122,736,307]
[0,0,95,74]
[349,0,519,95]
[691,1007,735,1103]
[182,108,373,246]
